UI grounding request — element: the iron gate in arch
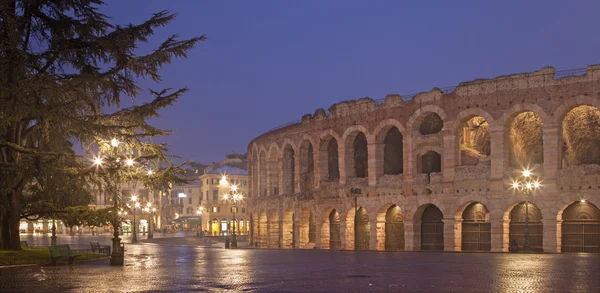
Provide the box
[461,203,491,251]
[561,201,600,253]
[509,202,544,252]
[420,205,444,251]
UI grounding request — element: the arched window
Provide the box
[283,146,295,194]
[383,127,403,175]
[327,138,339,180]
[353,133,368,178]
[420,151,441,174]
[508,111,543,167]
[419,113,444,135]
[561,105,600,167]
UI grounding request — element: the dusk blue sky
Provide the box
[101,0,600,165]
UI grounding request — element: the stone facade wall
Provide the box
[247,64,600,253]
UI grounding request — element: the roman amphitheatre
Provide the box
[247,64,600,253]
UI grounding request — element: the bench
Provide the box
[20,241,28,247]
[90,241,111,255]
[49,245,80,265]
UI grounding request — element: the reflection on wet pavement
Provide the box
[1,244,599,292]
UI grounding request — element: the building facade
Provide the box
[247,64,600,253]
[196,166,250,236]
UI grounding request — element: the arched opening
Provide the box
[508,111,543,167]
[299,141,315,192]
[268,148,280,196]
[561,105,600,168]
[251,152,258,197]
[267,209,279,248]
[461,202,491,251]
[211,218,219,236]
[353,133,368,178]
[384,205,404,251]
[459,116,491,166]
[259,151,267,196]
[419,112,444,135]
[300,208,316,248]
[259,211,267,247]
[345,206,370,250]
[221,219,229,236]
[420,151,441,175]
[319,137,340,183]
[509,202,543,252]
[329,209,341,250]
[420,205,444,251]
[561,201,600,253]
[327,139,340,180]
[384,127,404,175]
[282,209,294,248]
[282,146,295,194]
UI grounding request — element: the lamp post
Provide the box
[510,168,541,252]
[146,202,156,240]
[92,138,144,265]
[196,205,204,236]
[350,188,361,251]
[129,195,141,244]
[223,184,243,249]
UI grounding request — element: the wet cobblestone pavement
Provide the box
[1,243,599,292]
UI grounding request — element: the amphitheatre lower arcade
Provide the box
[247,64,600,253]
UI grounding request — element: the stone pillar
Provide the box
[278,218,284,249]
[542,219,559,253]
[404,220,417,251]
[340,219,348,249]
[314,219,323,249]
[338,146,347,184]
[313,147,321,190]
[490,218,504,252]
[294,152,301,193]
[501,219,510,252]
[490,126,505,179]
[368,142,378,187]
[27,221,34,234]
[442,133,455,182]
[369,216,378,250]
[443,219,457,251]
[542,126,560,179]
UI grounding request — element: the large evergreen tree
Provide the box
[0,0,204,250]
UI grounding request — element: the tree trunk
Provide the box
[8,192,22,250]
[0,215,10,250]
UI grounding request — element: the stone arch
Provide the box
[376,203,404,251]
[345,206,371,250]
[319,130,341,182]
[552,95,600,126]
[499,104,549,168]
[460,202,492,251]
[299,207,316,248]
[298,139,316,192]
[258,150,268,197]
[267,145,280,196]
[406,105,448,135]
[267,209,279,248]
[560,200,600,253]
[282,145,296,194]
[454,108,493,166]
[320,207,341,250]
[560,105,600,167]
[282,208,294,249]
[343,126,370,179]
[258,210,267,247]
[506,201,544,252]
[414,204,444,251]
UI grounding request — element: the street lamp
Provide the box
[130,195,141,243]
[223,184,244,249]
[196,205,204,236]
[510,168,541,252]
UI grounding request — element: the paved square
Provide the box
[1,242,599,292]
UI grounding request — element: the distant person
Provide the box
[225,237,230,249]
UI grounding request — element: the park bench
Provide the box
[48,245,80,265]
[90,241,111,255]
[20,241,28,247]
